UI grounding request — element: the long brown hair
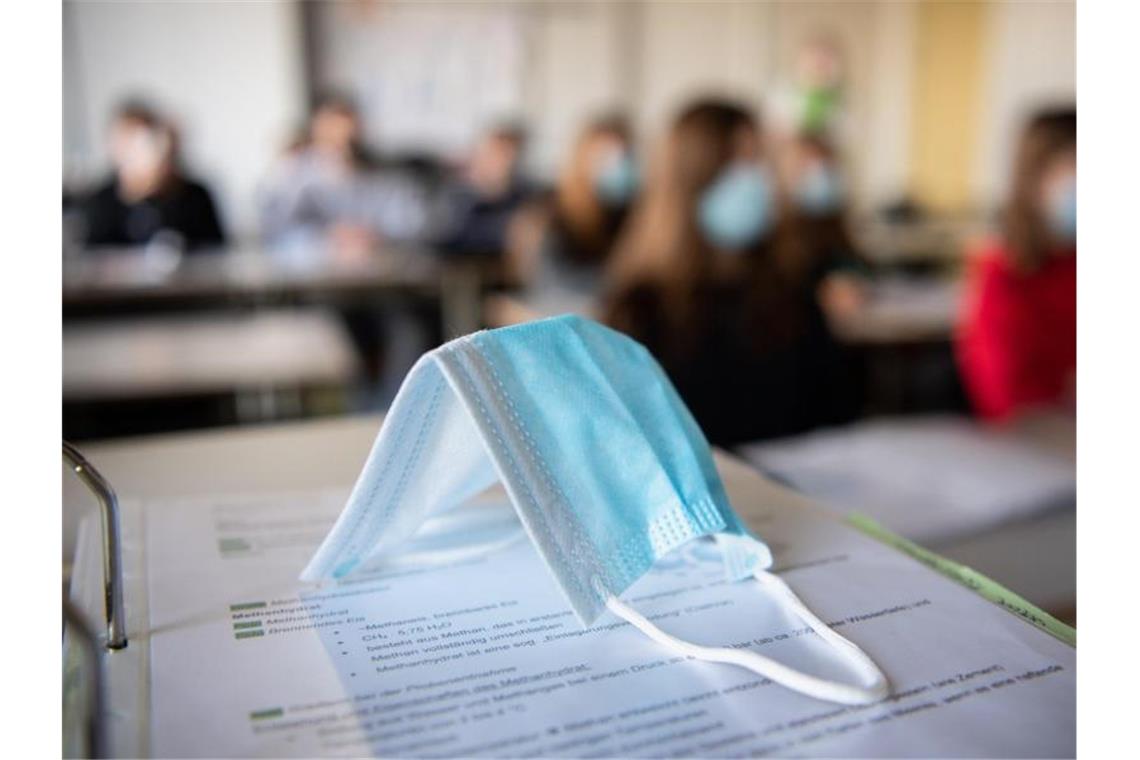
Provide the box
[553,114,632,264]
[603,98,804,351]
[1004,106,1076,271]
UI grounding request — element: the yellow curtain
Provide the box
[909,0,990,212]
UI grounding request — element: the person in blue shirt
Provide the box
[259,92,427,258]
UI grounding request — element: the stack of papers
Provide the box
[739,415,1075,546]
[118,468,1074,757]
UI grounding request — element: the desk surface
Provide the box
[65,414,830,515]
[64,416,373,566]
[63,309,360,400]
[62,246,442,307]
[62,415,818,573]
[852,215,986,266]
[485,275,961,346]
[829,276,961,344]
[65,415,1075,758]
[66,415,381,506]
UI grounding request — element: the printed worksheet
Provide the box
[146,483,1074,757]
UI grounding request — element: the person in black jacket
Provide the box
[430,123,534,256]
[79,101,225,251]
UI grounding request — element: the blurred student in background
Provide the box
[956,107,1076,422]
[779,132,868,321]
[603,99,857,446]
[259,92,427,258]
[509,114,638,298]
[79,100,225,251]
[259,93,434,397]
[771,34,848,140]
[432,123,534,256]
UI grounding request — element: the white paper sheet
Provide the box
[147,484,1074,757]
[738,415,1075,546]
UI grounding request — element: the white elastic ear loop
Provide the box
[605,569,889,706]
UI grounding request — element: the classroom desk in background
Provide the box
[851,214,989,270]
[827,276,961,345]
[63,245,504,438]
[63,308,360,412]
[485,276,961,347]
[739,411,1076,617]
[485,276,965,416]
[62,244,494,339]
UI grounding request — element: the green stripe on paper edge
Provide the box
[846,513,1076,647]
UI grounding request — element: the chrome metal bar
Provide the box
[63,598,108,758]
[63,441,128,649]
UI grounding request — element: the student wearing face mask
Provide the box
[510,115,638,297]
[259,92,428,258]
[431,123,535,257]
[602,99,857,446]
[956,107,1076,422]
[781,132,868,320]
[79,100,225,251]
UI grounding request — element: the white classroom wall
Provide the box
[523,2,631,178]
[63,0,306,238]
[62,0,1074,235]
[637,0,775,135]
[311,1,527,161]
[765,1,916,210]
[975,0,1077,208]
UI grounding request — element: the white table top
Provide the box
[485,275,961,346]
[59,417,846,759]
[62,245,441,306]
[66,414,376,494]
[63,414,1076,759]
[739,412,1075,547]
[62,414,819,571]
[63,309,360,400]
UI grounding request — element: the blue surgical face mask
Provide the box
[698,163,775,250]
[303,315,887,706]
[594,150,638,206]
[1047,176,1076,244]
[795,163,843,216]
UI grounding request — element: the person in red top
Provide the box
[956,107,1076,421]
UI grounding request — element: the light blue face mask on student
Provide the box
[302,315,887,705]
[594,150,638,206]
[698,163,775,250]
[795,164,843,216]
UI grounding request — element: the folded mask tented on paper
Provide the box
[302,315,888,705]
